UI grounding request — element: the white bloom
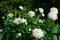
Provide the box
[48,7,58,21]
[20,18,27,23]
[13,18,21,25]
[17,33,21,37]
[38,8,44,13]
[19,6,23,10]
[7,13,13,17]
[50,7,58,13]
[32,28,44,39]
[41,13,45,17]
[48,12,58,21]
[39,19,44,23]
[28,11,35,17]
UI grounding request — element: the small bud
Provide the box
[29,28,32,31]
[35,9,38,11]
[25,22,28,25]
[41,13,45,17]
[17,33,21,37]
[2,16,4,19]
[19,6,23,10]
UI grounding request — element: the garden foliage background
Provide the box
[0,0,60,40]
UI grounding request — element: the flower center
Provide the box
[36,30,40,35]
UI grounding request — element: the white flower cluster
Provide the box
[6,6,60,39]
[28,8,44,18]
[7,6,47,39]
[48,7,58,21]
[32,28,44,39]
[13,18,27,25]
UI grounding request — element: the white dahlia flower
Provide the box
[48,12,58,21]
[19,6,23,10]
[20,18,27,23]
[13,18,21,25]
[50,7,58,13]
[28,11,35,17]
[7,13,13,17]
[38,8,44,13]
[32,28,44,39]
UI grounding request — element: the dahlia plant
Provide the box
[2,6,60,40]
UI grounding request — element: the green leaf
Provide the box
[53,35,58,40]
